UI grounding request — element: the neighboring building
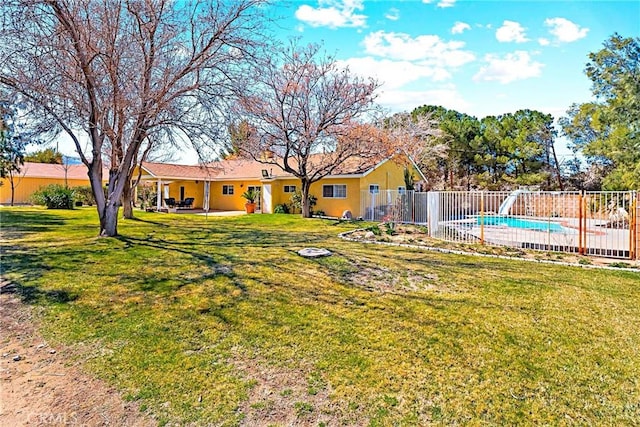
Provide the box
[138,154,425,217]
[0,162,106,205]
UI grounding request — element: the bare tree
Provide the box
[235,43,393,217]
[0,0,267,235]
[384,112,447,190]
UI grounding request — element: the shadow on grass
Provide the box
[15,285,79,304]
[0,209,68,238]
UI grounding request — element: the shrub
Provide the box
[30,184,75,209]
[290,191,316,214]
[274,203,290,214]
[73,186,96,206]
[137,184,157,210]
[366,225,381,236]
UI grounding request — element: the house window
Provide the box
[322,184,347,199]
[369,184,379,194]
[222,185,234,195]
[283,185,296,193]
[398,186,406,194]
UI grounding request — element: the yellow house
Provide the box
[0,162,107,205]
[139,155,425,218]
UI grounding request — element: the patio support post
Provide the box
[634,191,639,260]
[156,179,162,211]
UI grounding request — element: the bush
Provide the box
[137,184,157,209]
[290,191,317,214]
[274,203,290,214]
[73,186,96,206]
[30,184,75,209]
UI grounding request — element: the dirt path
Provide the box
[0,291,153,426]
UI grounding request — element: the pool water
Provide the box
[477,216,566,233]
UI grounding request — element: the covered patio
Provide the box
[137,162,219,212]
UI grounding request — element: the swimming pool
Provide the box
[476,216,567,233]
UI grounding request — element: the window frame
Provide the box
[322,184,347,199]
[283,185,296,193]
[222,184,234,195]
[369,184,380,194]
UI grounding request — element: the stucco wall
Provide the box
[208,180,263,211]
[0,177,92,205]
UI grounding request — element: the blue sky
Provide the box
[266,0,639,161]
[51,0,639,164]
[275,0,639,117]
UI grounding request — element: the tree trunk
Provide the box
[122,180,134,219]
[300,179,312,218]
[550,142,564,191]
[10,179,15,206]
[100,202,119,237]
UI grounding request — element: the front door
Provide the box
[248,186,261,211]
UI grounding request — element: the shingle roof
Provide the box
[141,162,219,180]
[142,154,389,181]
[18,162,107,181]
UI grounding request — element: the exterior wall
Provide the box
[209,180,262,211]
[361,159,411,193]
[164,180,205,209]
[0,177,92,205]
[270,178,301,209]
[311,177,361,217]
[264,160,412,217]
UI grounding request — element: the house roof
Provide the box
[140,162,219,180]
[17,162,106,181]
[204,158,295,180]
[141,153,410,182]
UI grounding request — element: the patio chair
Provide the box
[177,197,194,209]
[164,197,176,208]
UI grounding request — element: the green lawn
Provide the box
[2,207,639,426]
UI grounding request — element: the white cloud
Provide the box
[338,57,451,89]
[422,0,456,7]
[473,51,543,84]
[385,8,399,21]
[538,37,550,46]
[294,0,366,29]
[496,20,529,43]
[451,21,471,34]
[438,0,456,7]
[378,87,470,113]
[544,17,589,42]
[363,31,475,67]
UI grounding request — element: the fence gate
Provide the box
[360,190,638,260]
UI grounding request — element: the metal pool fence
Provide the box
[360,190,638,260]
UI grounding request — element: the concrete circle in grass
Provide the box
[298,248,332,258]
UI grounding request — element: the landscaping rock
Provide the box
[364,231,375,239]
[13,355,21,362]
[297,248,332,258]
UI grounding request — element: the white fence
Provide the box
[360,190,638,260]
